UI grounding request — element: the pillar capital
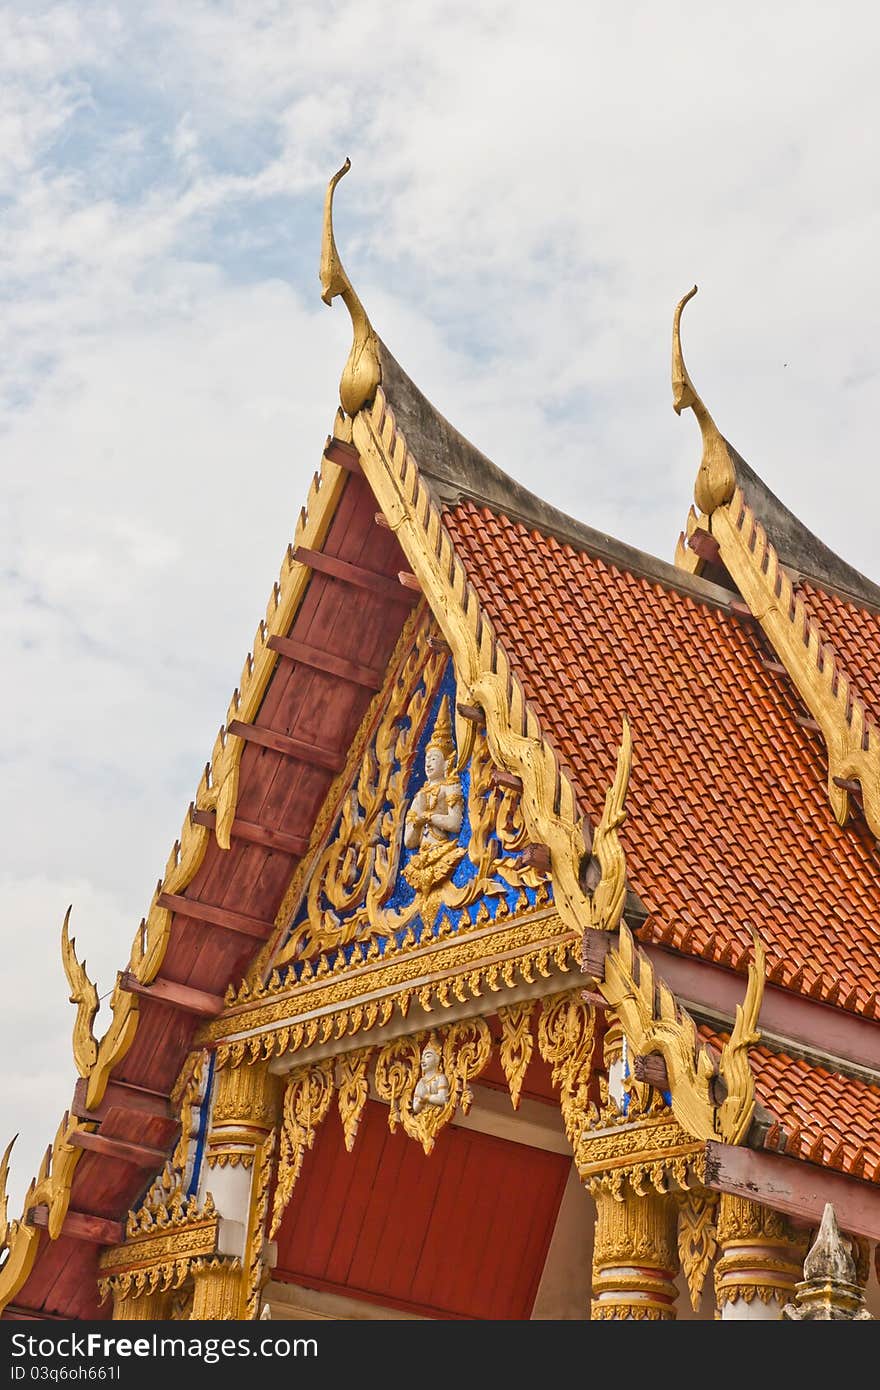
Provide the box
[715,1193,805,1318]
[591,1184,680,1320]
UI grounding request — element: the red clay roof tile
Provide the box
[446,500,880,1018]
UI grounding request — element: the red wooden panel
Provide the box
[274,1099,570,1319]
[341,1120,410,1292]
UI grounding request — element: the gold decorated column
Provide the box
[591,1185,680,1320]
[109,1286,169,1320]
[191,1258,244,1320]
[201,1058,281,1318]
[714,1195,804,1319]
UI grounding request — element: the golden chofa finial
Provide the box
[320,158,382,417]
[672,286,736,515]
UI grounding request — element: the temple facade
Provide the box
[2,165,879,1322]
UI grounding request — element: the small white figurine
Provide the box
[412,1035,450,1113]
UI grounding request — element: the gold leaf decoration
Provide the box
[672,286,736,515]
[60,907,99,1078]
[373,1019,492,1155]
[497,1002,535,1110]
[269,1063,334,1239]
[337,1048,373,1152]
[717,932,765,1145]
[244,1129,276,1320]
[352,390,592,944]
[319,159,382,417]
[537,993,596,1153]
[677,1191,719,1312]
[587,716,631,932]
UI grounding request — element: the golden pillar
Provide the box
[190,1258,244,1320]
[110,1286,168,1320]
[202,1058,280,1319]
[591,1185,680,1320]
[714,1195,804,1319]
[206,1058,279,1164]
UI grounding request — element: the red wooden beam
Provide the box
[157,890,274,941]
[582,928,613,981]
[27,1205,124,1246]
[456,702,485,724]
[266,634,383,690]
[705,1141,880,1242]
[323,436,361,473]
[192,806,309,858]
[228,717,345,773]
[832,776,862,793]
[397,571,421,592]
[293,546,419,606]
[70,1131,169,1169]
[71,1077,174,1124]
[633,1054,669,1088]
[519,843,551,872]
[374,510,391,530]
[795,715,821,733]
[644,941,880,1074]
[118,970,224,1019]
[762,659,788,676]
[490,769,523,791]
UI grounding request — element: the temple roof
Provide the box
[701,1026,880,1187]
[444,498,880,1017]
[4,170,880,1319]
[727,451,880,607]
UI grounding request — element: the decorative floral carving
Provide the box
[373,1019,492,1154]
[274,628,547,962]
[536,993,596,1153]
[337,1048,373,1152]
[677,1191,719,1311]
[269,1063,335,1238]
[243,1130,276,1321]
[497,1002,535,1110]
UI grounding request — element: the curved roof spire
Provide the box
[320,159,382,416]
[672,285,737,515]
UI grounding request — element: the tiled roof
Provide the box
[800,582,880,725]
[700,1026,880,1183]
[445,501,880,1019]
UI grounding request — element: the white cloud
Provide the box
[2,0,879,1215]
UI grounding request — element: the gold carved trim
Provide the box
[320,160,381,417]
[337,1048,373,1151]
[206,417,352,852]
[206,908,575,1066]
[711,490,880,835]
[61,907,99,1077]
[250,605,432,981]
[351,389,594,942]
[243,1128,276,1320]
[598,921,763,1143]
[536,993,596,1154]
[673,289,880,836]
[672,286,736,515]
[269,1062,335,1238]
[1,416,356,1315]
[190,1257,243,1321]
[587,716,631,932]
[677,1191,719,1312]
[497,1002,534,1110]
[579,1114,705,1197]
[374,1019,492,1155]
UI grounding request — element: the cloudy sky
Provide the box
[2,1,878,1210]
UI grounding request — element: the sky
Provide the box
[1,1,879,1211]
